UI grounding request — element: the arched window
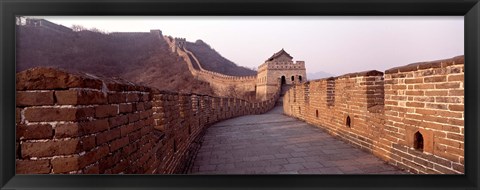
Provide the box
[346,116,351,128]
[316,110,319,118]
[299,76,302,82]
[414,131,424,151]
[291,76,295,81]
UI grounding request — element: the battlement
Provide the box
[15,67,280,174]
[283,55,464,174]
[24,18,73,34]
[174,38,187,49]
[150,29,162,36]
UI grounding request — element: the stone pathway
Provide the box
[189,104,407,174]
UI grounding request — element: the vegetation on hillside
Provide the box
[186,40,257,76]
[16,26,215,95]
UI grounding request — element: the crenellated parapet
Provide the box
[283,55,464,174]
[15,67,281,174]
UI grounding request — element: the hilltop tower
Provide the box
[256,49,307,100]
[174,38,187,49]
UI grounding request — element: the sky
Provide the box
[33,16,464,76]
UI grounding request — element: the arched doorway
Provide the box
[281,76,286,85]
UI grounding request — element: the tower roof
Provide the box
[267,48,293,61]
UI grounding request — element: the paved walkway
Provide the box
[189,104,406,174]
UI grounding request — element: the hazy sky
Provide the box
[36,16,464,76]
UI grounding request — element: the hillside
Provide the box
[307,71,334,80]
[16,25,214,95]
[186,40,257,76]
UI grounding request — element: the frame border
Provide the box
[1,0,479,189]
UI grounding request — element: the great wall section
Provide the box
[14,20,464,174]
[15,67,280,174]
[283,56,464,174]
[163,36,257,98]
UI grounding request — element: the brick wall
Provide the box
[16,67,280,174]
[283,55,464,174]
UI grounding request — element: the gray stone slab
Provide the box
[189,104,406,174]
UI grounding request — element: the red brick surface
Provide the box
[283,56,464,174]
[15,67,280,174]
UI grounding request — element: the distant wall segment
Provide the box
[164,36,257,97]
[283,56,464,174]
[15,67,280,174]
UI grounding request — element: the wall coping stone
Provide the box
[385,55,464,74]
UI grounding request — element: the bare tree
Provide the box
[71,24,87,32]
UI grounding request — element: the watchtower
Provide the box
[174,38,187,49]
[256,49,307,100]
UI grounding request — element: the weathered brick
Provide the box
[24,107,74,122]
[128,130,142,143]
[425,103,447,110]
[110,136,129,151]
[424,76,446,83]
[21,139,81,158]
[108,92,127,104]
[55,123,81,138]
[80,136,97,151]
[405,78,423,84]
[447,75,463,82]
[452,163,464,173]
[17,124,53,140]
[436,138,462,148]
[80,119,110,134]
[447,118,464,126]
[136,102,145,111]
[99,151,122,172]
[406,102,424,108]
[96,128,121,145]
[79,145,109,168]
[16,67,103,90]
[120,123,137,136]
[126,93,140,102]
[56,89,107,105]
[425,90,448,96]
[16,159,51,174]
[433,164,457,174]
[17,91,54,106]
[435,97,461,104]
[119,103,133,113]
[52,155,80,173]
[108,115,129,128]
[405,91,424,96]
[95,104,118,118]
[446,133,464,142]
[448,105,463,111]
[446,146,463,157]
[435,83,460,89]
[128,112,141,123]
[83,163,100,174]
[448,90,464,96]
[24,107,94,122]
[122,143,138,156]
[414,84,435,89]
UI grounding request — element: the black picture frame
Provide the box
[1,0,479,189]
